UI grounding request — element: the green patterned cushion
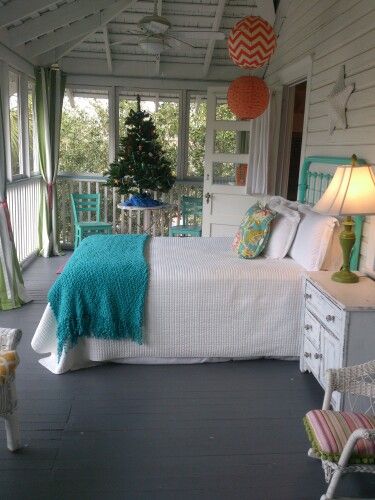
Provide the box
[232,202,276,259]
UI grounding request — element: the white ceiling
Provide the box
[0,0,275,82]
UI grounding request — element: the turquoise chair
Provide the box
[169,196,203,237]
[71,193,112,249]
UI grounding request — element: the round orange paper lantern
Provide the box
[228,16,276,69]
[227,76,269,120]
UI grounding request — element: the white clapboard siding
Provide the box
[268,0,375,271]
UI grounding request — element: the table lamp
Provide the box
[313,154,375,283]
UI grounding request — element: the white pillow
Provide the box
[263,198,301,259]
[288,205,338,271]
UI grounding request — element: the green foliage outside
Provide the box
[60,97,109,174]
[9,105,20,175]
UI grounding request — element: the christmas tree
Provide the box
[104,95,175,199]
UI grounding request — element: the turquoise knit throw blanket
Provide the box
[48,234,150,359]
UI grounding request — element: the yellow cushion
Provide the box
[0,351,19,384]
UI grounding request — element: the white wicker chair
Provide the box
[0,327,22,451]
[307,360,375,500]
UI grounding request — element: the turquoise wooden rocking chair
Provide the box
[71,193,112,249]
[169,196,203,237]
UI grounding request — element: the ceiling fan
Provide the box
[110,0,225,55]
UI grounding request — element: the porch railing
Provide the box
[57,173,203,248]
[7,176,41,264]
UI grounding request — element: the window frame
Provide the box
[62,84,207,183]
[27,78,39,176]
[8,68,24,179]
[1,64,36,183]
[60,85,110,176]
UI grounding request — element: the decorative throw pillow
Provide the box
[232,202,276,259]
[263,197,301,259]
[288,205,338,271]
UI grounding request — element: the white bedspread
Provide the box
[32,237,305,374]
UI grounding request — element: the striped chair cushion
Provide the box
[304,410,375,463]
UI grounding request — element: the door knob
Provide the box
[205,192,211,204]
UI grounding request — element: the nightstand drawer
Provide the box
[303,309,320,349]
[303,337,321,379]
[304,281,344,338]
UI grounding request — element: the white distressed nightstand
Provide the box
[300,271,375,410]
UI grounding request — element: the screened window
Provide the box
[119,93,179,176]
[59,89,109,174]
[187,95,207,178]
[28,79,38,173]
[9,70,22,176]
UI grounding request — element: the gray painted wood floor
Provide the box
[1,254,375,500]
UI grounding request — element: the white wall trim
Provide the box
[0,42,34,77]
[365,216,375,272]
[66,74,231,91]
[278,54,314,86]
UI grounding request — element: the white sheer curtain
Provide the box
[245,93,276,195]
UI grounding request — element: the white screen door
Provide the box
[202,87,257,237]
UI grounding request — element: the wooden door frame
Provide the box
[275,54,313,197]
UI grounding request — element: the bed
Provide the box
[32,156,365,374]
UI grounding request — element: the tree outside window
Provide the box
[59,91,109,174]
[9,70,21,177]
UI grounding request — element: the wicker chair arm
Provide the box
[0,328,22,352]
[322,360,375,410]
[336,428,375,469]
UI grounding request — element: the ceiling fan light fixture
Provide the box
[139,35,167,55]
[138,15,171,34]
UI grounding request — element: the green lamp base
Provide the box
[331,215,359,284]
[332,269,359,284]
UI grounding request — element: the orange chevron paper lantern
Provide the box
[227,76,269,120]
[228,16,276,69]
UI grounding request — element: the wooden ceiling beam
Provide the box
[7,0,118,47]
[0,0,57,28]
[102,25,113,73]
[26,0,137,61]
[203,0,226,77]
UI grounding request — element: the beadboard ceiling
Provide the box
[0,0,275,81]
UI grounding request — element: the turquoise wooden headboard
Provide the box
[297,155,366,271]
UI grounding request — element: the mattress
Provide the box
[32,237,305,374]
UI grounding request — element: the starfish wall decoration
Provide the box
[327,65,354,135]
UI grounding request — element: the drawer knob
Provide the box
[314,353,323,360]
[304,324,312,331]
[326,315,335,322]
[304,293,312,300]
[304,352,311,358]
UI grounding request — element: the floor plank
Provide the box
[1,254,374,499]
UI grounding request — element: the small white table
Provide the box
[300,271,375,410]
[117,203,173,235]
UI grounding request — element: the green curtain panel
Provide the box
[35,67,66,258]
[0,92,28,310]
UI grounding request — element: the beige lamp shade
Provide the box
[314,163,375,216]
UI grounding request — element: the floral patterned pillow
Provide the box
[232,202,277,259]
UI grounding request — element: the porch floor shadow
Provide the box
[1,254,375,500]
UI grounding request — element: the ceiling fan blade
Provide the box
[168,31,225,41]
[110,31,142,46]
[167,36,195,50]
